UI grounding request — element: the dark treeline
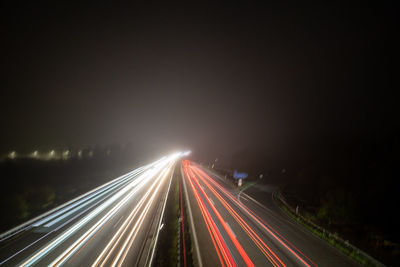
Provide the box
[215,132,399,265]
[0,148,141,233]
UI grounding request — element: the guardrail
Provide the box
[273,189,385,267]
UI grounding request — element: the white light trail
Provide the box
[112,163,174,267]
[19,156,174,266]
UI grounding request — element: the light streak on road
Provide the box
[0,166,150,266]
[92,163,174,267]
[183,161,255,267]
[111,166,170,267]
[190,166,285,267]
[183,162,234,267]
[0,152,186,267]
[196,166,316,266]
[33,166,146,227]
[186,161,317,267]
[188,168,255,267]
[20,165,162,266]
[1,165,149,245]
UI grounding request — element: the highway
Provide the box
[181,160,357,267]
[0,153,182,267]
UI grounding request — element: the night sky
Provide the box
[1,2,397,160]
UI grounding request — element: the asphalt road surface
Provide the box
[181,160,357,267]
[0,153,181,267]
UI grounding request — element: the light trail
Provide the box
[43,172,141,228]
[17,154,180,266]
[20,169,157,266]
[186,163,255,267]
[192,164,317,267]
[32,166,147,227]
[0,165,149,245]
[183,160,256,267]
[112,164,172,267]
[147,160,175,267]
[91,163,174,267]
[190,166,285,267]
[50,161,175,266]
[0,166,151,266]
[183,162,233,267]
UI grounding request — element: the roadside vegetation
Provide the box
[274,190,383,266]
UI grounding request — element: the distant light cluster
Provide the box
[1,149,92,161]
[1,149,191,162]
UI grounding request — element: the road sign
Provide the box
[233,170,248,179]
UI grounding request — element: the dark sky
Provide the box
[1,2,397,159]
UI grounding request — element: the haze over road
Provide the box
[181,160,357,267]
[0,153,183,266]
[1,155,360,266]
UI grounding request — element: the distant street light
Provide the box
[63,150,69,159]
[9,151,16,159]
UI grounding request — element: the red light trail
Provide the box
[182,160,317,267]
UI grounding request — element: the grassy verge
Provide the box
[273,191,384,267]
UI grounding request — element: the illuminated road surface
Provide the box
[181,160,356,267]
[0,153,183,266]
